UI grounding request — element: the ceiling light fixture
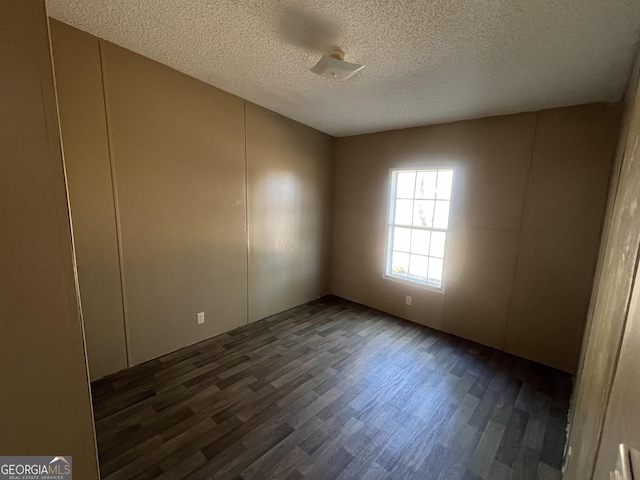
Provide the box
[310,50,364,81]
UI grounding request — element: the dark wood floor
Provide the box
[91,296,572,480]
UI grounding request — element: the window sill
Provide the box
[383,274,446,294]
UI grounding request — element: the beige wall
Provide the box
[49,20,128,380]
[246,104,334,322]
[0,2,98,477]
[50,22,334,371]
[100,40,248,365]
[50,14,619,387]
[332,104,620,372]
[564,51,640,479]
[595,244,640,478]
[505,105,620,371]
[7,8,628,475]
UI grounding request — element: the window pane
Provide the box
[396,172,416,199]
[411,229,431,256]
[437,170,453,200]
[392,227,411,252]
[391,251,410,276]
[430,231,446,258]
[433,201,450,229]
[415,171,437,199]
[408,254,428,281]
[387,169,453,289]
[413,199,434,227]
[428,257,443,284]
[395,199,413,225]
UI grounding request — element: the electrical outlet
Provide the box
[197,312,205,324]
[406,295,412,306]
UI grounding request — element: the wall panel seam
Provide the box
[98,39,132,367]
[41,11,101,476]
[502,112,539,352]
[327,137,338,294]
[244,101,250,325]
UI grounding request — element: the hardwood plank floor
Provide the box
[91,296,572,480]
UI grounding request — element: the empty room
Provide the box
[4,0,640,479]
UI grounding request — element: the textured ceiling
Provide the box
[47,0,640,137]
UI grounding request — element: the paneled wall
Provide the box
[50,20,128,379]
[332,105,620,372]
[51,18,619,378]
[506,106,619,371]
[0,4,98,478]
[565,51,640,480]
[100,41,249,366]
[50,20,334,378]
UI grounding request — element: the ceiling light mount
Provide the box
[310,49,364,81]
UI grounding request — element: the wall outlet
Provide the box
[197,312,205,324]
[406,295,412,306]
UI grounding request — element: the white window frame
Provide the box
[385,167,454,292]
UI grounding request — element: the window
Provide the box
[386,168,454,290]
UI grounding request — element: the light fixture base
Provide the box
[310,50,364,81]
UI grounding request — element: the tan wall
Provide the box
[100,41,248,365]
[49,20,128,380]
[0,2,98,477]
[246,104,334,322]
[332,104,620,372]
[564,51,640,479]
[50,22,334,371]
[505,105,620,372]
[595,242,640,477]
